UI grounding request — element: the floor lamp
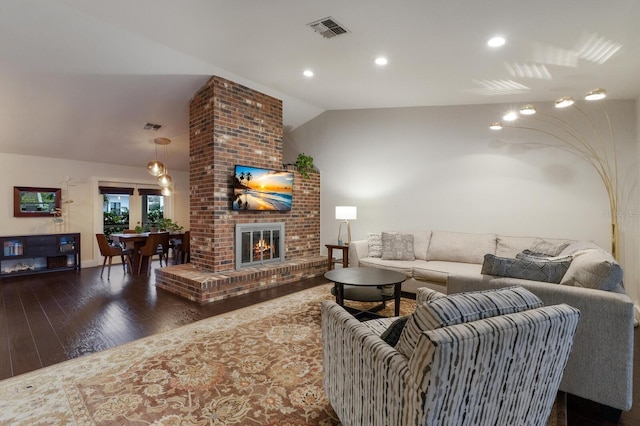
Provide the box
[335,206,357,245]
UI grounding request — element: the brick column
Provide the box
[188,76,319,273]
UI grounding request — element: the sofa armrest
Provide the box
[348,240,369,267]
[447,274,635,411]
[321,301,421,425]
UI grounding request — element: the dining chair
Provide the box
[96,233,133,279]
[173,230,191,264]
[156,232,170,267]
[137,233,164,275]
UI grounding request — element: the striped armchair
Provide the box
[322,287,580,426]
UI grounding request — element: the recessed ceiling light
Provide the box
[488,36,506,47]
[374,57,388,66]
[303,69,314,77]
[503,111,518,121]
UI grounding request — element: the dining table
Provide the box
[111,232,184,274]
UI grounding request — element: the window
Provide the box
[99,186,166,236]
[143,195,165,228]
[100,187,133,238]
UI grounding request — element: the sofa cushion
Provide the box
[427,231,497,264]
[411,230,432,261]
[495,235,538,258]
[358,257,417,277]
[560,249,623,291]
[367,233,383,258]
[395,286,543,359]
[412,261,483,284]
[381,232,415,261]
[481,254,571,284]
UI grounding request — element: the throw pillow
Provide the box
[395,286,543,359]
[367,233,383,258]
[528,238,571,256]
[481,253,571,283]
[516,249,572,262]
[380,316,409,347]
[560,249,623,291]
[381,232,415,261]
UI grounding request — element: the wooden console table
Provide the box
[0,233,81,278]
[325,244,349,270]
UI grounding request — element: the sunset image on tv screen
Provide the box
[233,165,293,211]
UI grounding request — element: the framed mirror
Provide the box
[13,186,61,217]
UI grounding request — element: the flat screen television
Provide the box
[233,165,294,211]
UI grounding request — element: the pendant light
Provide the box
[156,138,173,190]
[147,138,169,176]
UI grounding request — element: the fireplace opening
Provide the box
[236,222,285,270]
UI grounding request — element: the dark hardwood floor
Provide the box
[0,262,638,424]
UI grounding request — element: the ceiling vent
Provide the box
[307,17,349,39]
[143,122,162,131]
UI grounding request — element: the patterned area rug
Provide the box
[0,284,565,425]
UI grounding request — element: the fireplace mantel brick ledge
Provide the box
[156,256,327,304]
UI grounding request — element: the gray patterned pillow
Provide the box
[367,233,382,258]
[528,239,571,256]
[381,232,415,261]
[482,253,571,283]
[516,249,572,262]
[396,286,543,359]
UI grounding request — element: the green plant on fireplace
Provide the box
[294,153,315,178]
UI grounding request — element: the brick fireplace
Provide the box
[155,76,326,303]
[235,222,285,270]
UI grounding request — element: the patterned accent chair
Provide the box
[322,286,580,426]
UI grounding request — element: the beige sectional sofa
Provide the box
[349,230,635,415]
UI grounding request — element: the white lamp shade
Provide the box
[335,206,357,220]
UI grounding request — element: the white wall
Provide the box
[285,100,639,305]
[0,153,189,267]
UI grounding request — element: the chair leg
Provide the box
[100,256,108,278]
[125,254,133,275]
[107,256,113,279]
[137,255,144,275]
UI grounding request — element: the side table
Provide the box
[325,244,349,270]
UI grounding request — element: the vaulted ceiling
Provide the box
[2,0,639,171]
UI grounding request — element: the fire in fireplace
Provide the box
[236,222,285,270]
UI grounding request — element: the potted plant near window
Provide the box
[157,218,184,232]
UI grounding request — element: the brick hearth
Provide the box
[155,76,325,303]
[156,257,326,304]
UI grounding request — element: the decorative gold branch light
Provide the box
[490,88,620,259]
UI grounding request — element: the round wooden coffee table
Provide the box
[324,267,406,317]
